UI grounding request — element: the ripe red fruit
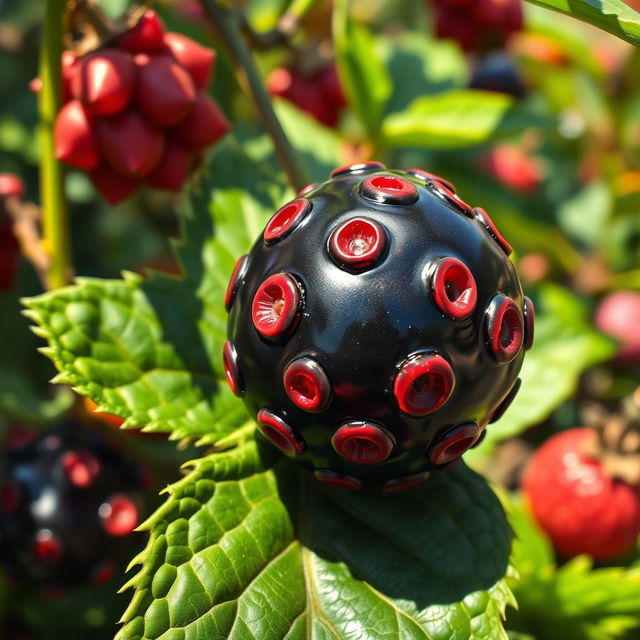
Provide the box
[594,291,640,365]
[481,145,542,193]
[54,100,101,169]
[71,49,135,116]
[97,110,164,179]
[134,54,196,126]
[116,10,165,53]
[0,173,25,199]
[146,139,192,191]
[89,165,141,205]
[170,91,229,149]
[522,428,640,560]
[163,32,215,88]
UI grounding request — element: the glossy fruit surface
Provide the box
[226,163,531,489]
[522,428,640,559]
[0,423,144,588]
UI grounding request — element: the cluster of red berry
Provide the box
[431,0,523,52]
[51,10,229,204]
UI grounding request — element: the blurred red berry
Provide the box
[147,139,193,191]
[170,90,230,149]
[116,10,165,53]
[0,173,25,200]
[89,165,142,205]
[54,100,101,169]
[481,144,542,193]
[595,291,640,365]
[163,32,216,88]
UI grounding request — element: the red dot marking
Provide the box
[489,378,521,424]
[33,530,63,563]
[329,217,387,270]
[252,273,302,340]
[314,469,363,490]
[361,174,418,205]
[331,161,386,177]
[256,409,306,457]
[99,494,139,536]
[297,182,318,196]
[263,198,311,244]
[393,353,455,416]
[0,482,20,512]
[407,168,456,193]
[224,254,248,311]
[61,450,100,488]
[475,207,512,255]
[429,422,481,466]
[283,357,331,412]
[430,182,474,217]
[331,421,395,464]
[223,341,244,397]
[381,471,431,494]
[523,296,535,350]
[486,295,524,363]
[430,257,477,320]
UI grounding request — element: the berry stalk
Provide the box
[199,0,309,191]
[39,0,72,289]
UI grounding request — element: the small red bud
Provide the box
[147,139,192,191]
[89,165,141,205]
[0,173,25,199]
[170,91,229,149]
[97,110,164,179]
[117,10,166,53]
[163,32,215,88]
[72,49,135,115]
[135,54,196,126]
[54,100,101,169]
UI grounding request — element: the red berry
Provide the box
[0,173,25,199]
[97,109,164,179]
[71,49,135,116]
[170,91,229,149]
[146,139,192,191]
[594,291,640,365]
[117,10,165,53]
[89,165,141,205]
[163,32,215,88]
[481,145,542,193]
[135,54,196,126]
[522,428,640,560]
[54,100,101,169]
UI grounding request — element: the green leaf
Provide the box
[23,141,288,444]
[333,0,392,139]
[525,0,640,47]
[117,431,515,640]
[382,91,548,149]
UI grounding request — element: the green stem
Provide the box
[39,0,72,290]
[200,0,309,191]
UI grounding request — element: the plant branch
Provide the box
[200,0,309,191]
[39,0,73,290]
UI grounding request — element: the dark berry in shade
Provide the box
[225,163,530,489]
[0,422,144,589]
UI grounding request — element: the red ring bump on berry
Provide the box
[331,421,395,464]
[297,182,318,196]
[429,181,474,217]
[61,450,100,488]
[381,471,431,494]
[393,353,455,416]
[314,469,363,490]
[489,378,521,424]
[360,174,419,205]
[523,296,535,350]
[263,198,312,244]
[428,422,481,466]
[225,254,248,311]
[430,257,477,320]
[223,340,244,397]
[475,207,512,255]
[256,409,306,456]
[486,295,524,363]
[329,217,387,270]
[283,357,332,412]
[407,168,455,193]
[99,493,139,536]
[34,529,63,562]
[252,272,302,340]
[331,161,386,177]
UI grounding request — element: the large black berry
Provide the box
[225,163,534,491]
[0,423,144,588]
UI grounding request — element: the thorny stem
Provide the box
[40,0,72,290]
[200,0,309,191]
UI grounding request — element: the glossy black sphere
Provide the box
[0,423,144,588]
[225,163,533,491]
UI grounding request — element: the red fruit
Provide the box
[522,428,640,560]
[89,165,141,205]
[72,49,135,116]
[97,110,164,179]
[481,145,542,193]
[163,32,215,88]
[0,173,25,199]
[117,10,165,53]
[147,140,192,191]
[135,54,196,126]
[595,291,640,365]
[170,91,229,149]
[319,65,346,108]
[54,100,101,169]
